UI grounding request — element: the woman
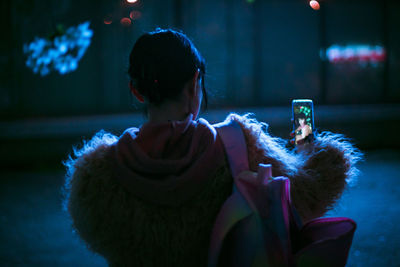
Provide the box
[64,29,362,266]
[295,112,312,145]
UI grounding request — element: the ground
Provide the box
[0,149,399,266]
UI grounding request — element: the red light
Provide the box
[309,0,320,10]
[104,14,113,25]
[129,10,142,20]
[120,17,132,26]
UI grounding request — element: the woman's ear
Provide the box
[129,81,145,103]
[188,70,200,97]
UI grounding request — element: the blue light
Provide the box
[23,21,93,76]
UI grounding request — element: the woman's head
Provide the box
[128,29,207,114]
[297,112,306,126]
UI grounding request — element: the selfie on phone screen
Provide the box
[293,99,314,145]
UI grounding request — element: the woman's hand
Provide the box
[285,130,296,150]
[287,129,315,153]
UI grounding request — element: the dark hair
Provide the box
[295,112,306,127]
[128,28,207,109]
[297,112,306,119]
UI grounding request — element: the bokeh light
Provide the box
[120,17,132,26]
[129,10,142,20]
[126,0,138,3]
[23,21,93,76]
[309,0,320,10]
[104,15,112,25]
[325,44,386,66]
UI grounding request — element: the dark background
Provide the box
[1,0,400,169]
[0,0,399,266]
[2,0,400,117]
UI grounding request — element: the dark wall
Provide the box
[1,0,399,119]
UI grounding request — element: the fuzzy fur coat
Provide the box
[64,113,362,267]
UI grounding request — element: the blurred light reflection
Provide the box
[129,10,142,20]
[23,21,93,76]
[120,17,132,26]
[324,44,386,66]
[104,14,113,25]
[309,0,320,11]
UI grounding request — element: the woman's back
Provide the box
[63,28,362,266]
[65,113,361,266]
[65,116,233,266]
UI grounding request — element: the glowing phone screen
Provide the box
[292,99,314,145]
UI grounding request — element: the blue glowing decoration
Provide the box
[324,44,386,66]
[23,21,93,76]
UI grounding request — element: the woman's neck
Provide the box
[147,101,190,123]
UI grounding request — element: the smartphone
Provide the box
[292,99,314,145]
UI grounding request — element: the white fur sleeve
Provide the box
[62,130,119,254]
[226,113,363,222]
